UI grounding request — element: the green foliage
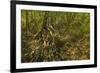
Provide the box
[21,10,90,62]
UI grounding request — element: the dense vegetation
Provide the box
[21,10,90,62]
